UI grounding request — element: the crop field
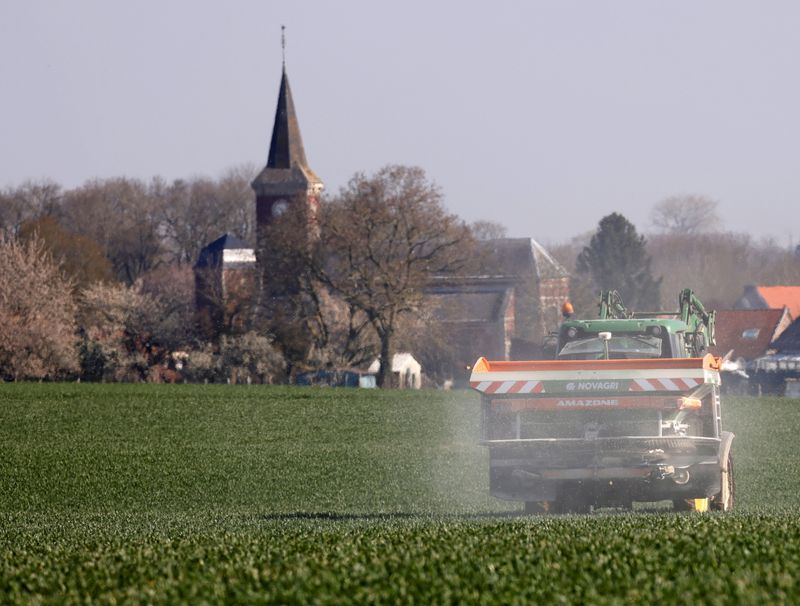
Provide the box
[2,385,800,604]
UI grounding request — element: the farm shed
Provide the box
[368,353,422,389]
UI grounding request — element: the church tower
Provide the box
[251,50,323,372]
[252,56,323,309]
[252,66,323,234]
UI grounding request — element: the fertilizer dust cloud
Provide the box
[367,390,516,516]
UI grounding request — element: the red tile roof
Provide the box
[756,286,800,322]
[710,308,790,360]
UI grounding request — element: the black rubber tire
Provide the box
[711,453,735,512]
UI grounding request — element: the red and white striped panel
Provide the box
[470,380,544,394]
[629,377,702,391]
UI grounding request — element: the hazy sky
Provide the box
[2,1,799,244]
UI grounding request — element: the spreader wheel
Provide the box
[711,453,735,512]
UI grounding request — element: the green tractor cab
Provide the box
[558,289,716,361]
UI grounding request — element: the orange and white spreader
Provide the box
[470,354,734,513]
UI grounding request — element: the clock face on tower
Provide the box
[272,199,289,218]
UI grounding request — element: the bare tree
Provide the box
[61,178,164,284]
[139,265,198,347]
[0,235,78,380]
[310,165,475,387]
[651,194,722,235]
[107,179,164,283]
[308,288,378,369]
[217,164,257,246]
[156,166,256,266]
[158,177,229,265]
[18,216,113,289]
[59,180,121,253]
[649,231,800,310]
[0,187,23,234]
[470,219,508,241]
[394,307,458,387]
[0,179,63,234]
[251,206,379,376]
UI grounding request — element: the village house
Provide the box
[711,285,800,394]
[710,308,791,363]
[710,308,791,393]
[734,285,800,321]
[751,317,800,396]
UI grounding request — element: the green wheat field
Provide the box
[2,385,800,604]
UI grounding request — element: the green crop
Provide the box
[1,385,799,604]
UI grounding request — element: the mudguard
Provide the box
[719,431,735,468]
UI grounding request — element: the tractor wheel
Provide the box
[711,453,735,512]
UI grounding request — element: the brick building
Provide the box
[194,234,257,338]
[425,238,570,372]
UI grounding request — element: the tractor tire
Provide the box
[711,453,735,512]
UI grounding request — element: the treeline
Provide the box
[0,235,287,384]
[0,166,256,286]
[1,173,798,384]
[0,166,476,385]
[551,198,800,316]
[0,166,281,383]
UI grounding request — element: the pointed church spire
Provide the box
[266,68,310,170]
[252,28,321,196]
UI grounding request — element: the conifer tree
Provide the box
[576,213,662,310]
